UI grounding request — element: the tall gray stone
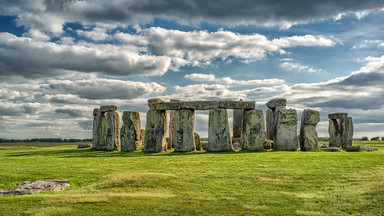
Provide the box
[105,111,121,151]
[144,110,167,152]
[94,112,107,150]
[121,111,142,152]
[174,109,195,152]
[233,100,244,139]
[92,108,100,149]
[328,113,353,149]
[242,109,266,151]
[208,109,233,151]
[299,109,320,151]
[168,100,183,149]
[266,99,287,141]
[274,109,298,151]
[194,132,202,150]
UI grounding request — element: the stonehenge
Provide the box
[299,109,320,151]
[328,113,354,149]
[91,98,354,153]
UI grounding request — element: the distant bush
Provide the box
[370,137,380,141]
[361,137,369,141]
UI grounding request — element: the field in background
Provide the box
[0,141,383,215]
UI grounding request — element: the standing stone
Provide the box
[105,111,121,151]
[233,100,244,139]
[194,132,202,150]
[299,109,320,151]
[173,109,195,152]
[242,109,266,151]
[140,129,145,144]
[266,98,287,141]
[328,113,353,149]
[168,100,183,149]
[208,109,233,151]
[92,108,101,149]
[274,109,298,151]
[121,111,142,152]
[94,112,107,150]
[144,110,167,152]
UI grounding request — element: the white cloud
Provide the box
[280,61,323,73]
[185,73,285,86]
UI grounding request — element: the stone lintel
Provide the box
[100,105,117,113]
[151,101,255,110]
[328,113,348,120]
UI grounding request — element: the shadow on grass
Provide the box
[4,147,270,158]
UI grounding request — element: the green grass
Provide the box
[0,142,383,215]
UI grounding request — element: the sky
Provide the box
[1,0,384,139]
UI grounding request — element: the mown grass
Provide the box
[0,141,383,215]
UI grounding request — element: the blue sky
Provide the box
[1,0,384,139]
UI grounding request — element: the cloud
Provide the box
[280,61,323,73]
[185,73,285,85]
[46,78,166,100]
[117,27,335,68]
[1,0,383,31]
[169,84,248,101]
[0,33,171,79]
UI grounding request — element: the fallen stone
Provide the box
[264,140,273,150]
[242,109,266,151]
[318,143,328,148]
[321,147,342,152]
[266,98,287,109]
[148,98,164,109]
[100,105,117,113]
[274,109,298,151]
[299,109,320,151]
[144,110,167,152]
[0,179,70,196]
[194,132,202,150]
[121,111,142,152]
[345,145,378,152]
[208,108,233,151]
[173,109,195,152]
[78,143,92,148]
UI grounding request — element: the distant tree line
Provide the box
[0,138,92,143]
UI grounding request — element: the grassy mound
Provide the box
[0,141,383,215]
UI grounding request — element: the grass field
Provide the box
[0,141,383,215]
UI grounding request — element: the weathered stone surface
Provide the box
[148,98,164,109]
[194,132,202,150]
[100,105,117,113]
[274,109,298,151]
[344,117,354,149]
[168,100,183,149]
[173,109,195,152]
[78,143,92,148]
[94,112,107,150]
[208,109,232,151]
[299,109,320,151]
[321,147,342,152]
[266,109,275,140]
[151,101,255,110]
[106,112,121,151]
[181,101,219,110]
[0,179,70,196]
[144,110,167,152]
[121,111,142,152]
[328,113,354,149]
[328,113,348,120]
[140,129,145,145]
[93,108,100,116]
[218,101,255,109]
[233,106,244,139]
[242,109,266,151]
[328,119,341,147]
[266,98,287,109]
[345,145,378,152]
